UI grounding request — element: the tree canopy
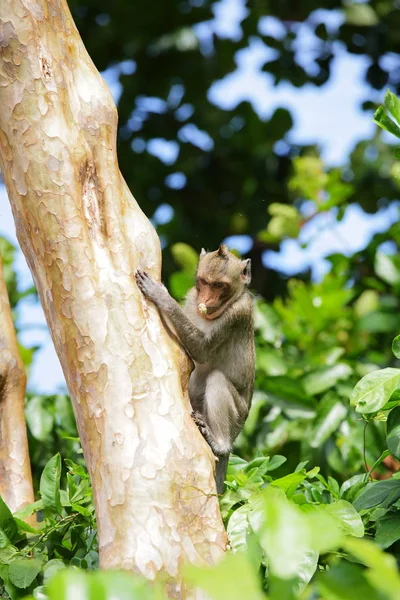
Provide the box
[67,0,400,299]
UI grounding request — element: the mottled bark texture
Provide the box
[0,0,225,593]
[0,256,34,517]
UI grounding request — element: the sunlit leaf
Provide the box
[40,454,62,513]
[343,537,400,599]
[384,90,400,125]
[25,396,55,441]
[324,500,364,537]
[310,395,347,447]
[345,3,378,26]
[170,242,198,272]
[303,364,352,396]
[184,552,264,600]
[375,252,400,285]
[374,106,400,139]
[227,505,251,553]
[350,367,400,414]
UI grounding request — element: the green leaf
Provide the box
[40,453,62,513]
[268,203,299,219]
[345,3,378,26]
[257,349,287,376]
[248,487,311,579]
[248,487,342,580]
[271,471,308,497]
[310,395,347,448]
[375,251,400,285]
[324,500,364,537]
[0,496,18,543]
[374,106,400,139]
[267,455,287,472]
[48,569,156,600]
[368,450,390,476]
[0,527,18,564]
[343,537,400,598]
[254,302,282,344]
[42,559,66,585]
[263,376,316,412]
[354,290,379,317]
[340,474,368,503]
[184,552,264,600]
[292,550,319,594]
[9,559,42,589]
[303,364,352,396]
[13,499,44,520]
[384,90,400,125]
[350,367,400,414]
[318,561,383,600]
[392,334,400,359]
[170,242,198,272]
[353,479,400,510]
[12,518,40,535]
[169,271,194,299]
[227,505,251,553]
[387,406,400,460]
[375,514,400,549]
[25,396,54,441]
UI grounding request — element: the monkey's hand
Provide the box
[135,270,170,310]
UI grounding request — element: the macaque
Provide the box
[135,245,255,493]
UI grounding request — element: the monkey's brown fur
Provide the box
[136,245,255,493]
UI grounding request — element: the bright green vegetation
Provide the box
[2,94,400,595]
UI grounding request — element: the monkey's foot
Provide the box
[192,411,208,435]
[191,411,219,460]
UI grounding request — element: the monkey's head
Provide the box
[195,244,251,319]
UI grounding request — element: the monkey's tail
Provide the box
[215,455,229,495]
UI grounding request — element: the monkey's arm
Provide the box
[135,270,220,363]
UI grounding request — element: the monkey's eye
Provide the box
[212,282,224,289]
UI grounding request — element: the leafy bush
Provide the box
[3,89,400,599]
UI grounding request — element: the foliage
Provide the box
[59,0,400,301]
[0,456,96,600]
[4,224,400,597]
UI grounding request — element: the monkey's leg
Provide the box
[191,411,228,494]
[195,370,247,492]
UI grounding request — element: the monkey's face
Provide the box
[196,245,251,319]
[195,276,231,319]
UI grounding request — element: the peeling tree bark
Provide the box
[0,0,226,594]
[0,255,34,518]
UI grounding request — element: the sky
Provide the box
[0,0,398,392]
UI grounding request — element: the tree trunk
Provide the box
[0,255,35,518]
[0,0,225,594]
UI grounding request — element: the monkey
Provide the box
[135,244,255,494]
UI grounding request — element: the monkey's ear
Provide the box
[241,259,251,284]
[217,244,228,257]
[200,248,207,258]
